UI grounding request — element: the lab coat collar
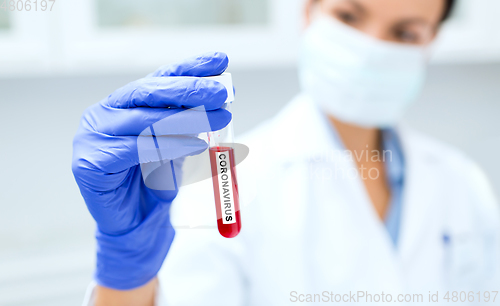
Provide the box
[267,94,437,261]
[266,94,405,166]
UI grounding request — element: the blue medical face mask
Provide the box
[298,16,428,128]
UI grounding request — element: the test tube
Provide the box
[205,73,241,238]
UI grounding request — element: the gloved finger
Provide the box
[73,134,207,181]
[86,165,179,235]
[106,77,227,111]
[85,104,232,136]
[137,135,208,164]
[147,51,228,77]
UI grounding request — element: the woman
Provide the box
[73,0,500,305]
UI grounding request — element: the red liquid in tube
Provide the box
[209,146,241,238]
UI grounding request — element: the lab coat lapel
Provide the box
[396,126,442,265]
[305,149,403,292]
[272,95,403,291]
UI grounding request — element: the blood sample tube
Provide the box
[205,73,241,238]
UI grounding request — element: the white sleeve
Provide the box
[81,281,96,306]
[467,161,500,289]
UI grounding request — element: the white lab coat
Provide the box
[84,95,500,305]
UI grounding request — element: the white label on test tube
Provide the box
[216,151,236,224]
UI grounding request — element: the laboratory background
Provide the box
[1,0,500,305]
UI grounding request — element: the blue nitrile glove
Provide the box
[72,52,232,290]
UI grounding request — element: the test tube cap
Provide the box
[204,73,234,104]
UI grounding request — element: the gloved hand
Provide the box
[72,52,232,290]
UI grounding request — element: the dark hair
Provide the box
[441,0,456,22]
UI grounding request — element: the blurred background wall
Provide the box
[0,0,499,305]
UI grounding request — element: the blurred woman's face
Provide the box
[307,0,446,45]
